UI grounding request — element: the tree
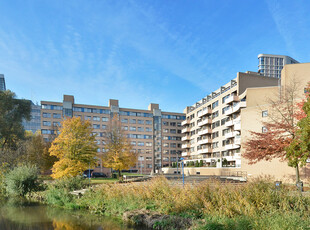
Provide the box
[243,81,309,183]
[286,83,310,182]
[49,117,98,179]
[0,90,31,150]
[101,115,137,178]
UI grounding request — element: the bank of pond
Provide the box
[1,170,310,230]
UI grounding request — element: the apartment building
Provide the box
[258,54,299,78]
[181,72,279,168]
[40,95,185,174]
[0,74,6,91]
[168,63,310,182]
[22,102,41,134]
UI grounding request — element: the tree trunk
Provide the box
[296,164,300,183]
[118,170,121,181]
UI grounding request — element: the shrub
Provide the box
[52,175,87,191]
[5,164,40,197]
[44,187,78,209]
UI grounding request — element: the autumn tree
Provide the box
[49,117,98,179]
[243,81,309,183]
[0,90,31,151]
[286,83,310,182]
[101,115,138,178]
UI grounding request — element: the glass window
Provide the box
[43,121,51,126]
[53,113,61,119]
[102,117,109,122]
[212,101,219,109]
[138,127,144,132]
[93,124,100,129]
[130,119,136,124]
[93,116,100,121]
[85,116,91,120]
[122,126,128,131]
[121,118,128,123]
[145,120,152,125]
[130,126,136,131]
[42,113,51,118]
[262,126,268,133]
[146,127,152,132]
[53,122,61,126]
[262,110,268,117]
[138,119,144,124]
[138,142,144,146]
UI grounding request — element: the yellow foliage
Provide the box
[101,115,137,175]
[49,117,98,179]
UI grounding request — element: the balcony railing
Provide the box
[181,135,191,141]
[181,119,190,126]
[181,143,191,149]
[197,118,212,127]
[197,138,212,145]
[198,128,212,136]
[225,95,239,104]
[181,127,191,133]
[198,108,212,118]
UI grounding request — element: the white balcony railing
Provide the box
[181,135,191,141]
[181,127,190,134]
[225,144,240,150]
[197,119,212,127]
[198,108,212,118]
[225,95,238,104]
[198,128,211,136]
[181,143,191,149]
[197,138,212,145]
[181,119,190,126]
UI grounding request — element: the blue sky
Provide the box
[0,0,309,113]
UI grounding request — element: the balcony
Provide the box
[181,127,190,134]
[225,144,240,150]
[235,136,241,145]
[197,118,212,127]
[198,108,212,118]
[225,102,247,116]
[198,128,212,136]
[197,138,212,145]
[181,151,189,157]
[225,95,238,104]
[181,135,191,141]
[181,119,190,126]
[181,143,191,149]
[198,148,212,154]
[234,123,241,131]
[224,131,240,139]
[225,117,240,127]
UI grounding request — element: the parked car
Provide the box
[91,172,107,178]
[83,169,94,178]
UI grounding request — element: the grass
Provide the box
[41,176,310,229]
[89,178,119,184]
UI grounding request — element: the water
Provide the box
[0,199,140,230]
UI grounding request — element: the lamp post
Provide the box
[180,157,185,187]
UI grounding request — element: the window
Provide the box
[146,120,152,125]
[212,111,219,119]
[138,120,144,124]
[102,125,107,129]
[146,127,152,132]
[102,117,109,122]
[138,127,144,132]
[170,122,176,126]
[170,129,176,134]
[85,116,91,120]
[163,129,169,133]
[212,142,219,149]
[122,126,128,131]
[212,101,219,109]
[43,121,51,126]
[130,126,136,131]
[222,94,230,103]
[177,122,181,127]
[163,143,169,147]
[262,126,268,133]
[130,119,136,124]
[93,124,100,129]
[163,121,169,126]
[93,116,100,121]
[212,131,219,139]
[145,149,152,154]
[138,142,144,146]
[170,143,176,148]
[212,121,220,129]
[42,113,51,118]
[53,122,61,126]
[262,110,268,117]
[121,118,128,123]
[42,129,52,134]
[146,142,152,147]
[131,141,136,146]
[146,156,152,160]
[53,113,61,119]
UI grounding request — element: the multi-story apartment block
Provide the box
[40,95,185,174]
[181,72,279,168]
[167,63,310,183]
[0,74,6,91]
[22,102,41,134]
[258,54,299,78]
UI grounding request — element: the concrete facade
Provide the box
[177,63,310,183]
[40,96,185,174]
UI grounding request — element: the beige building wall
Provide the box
[41,96,185,175]
[175,63,310,183]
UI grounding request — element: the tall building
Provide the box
[164,63,310,183]
[181,72,279,168]
[40,95,185,174]
[22,101,41,134]
[0,74,6,91]
[258,54,299,78]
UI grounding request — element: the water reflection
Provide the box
[0,199,138,230]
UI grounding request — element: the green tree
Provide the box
[102,115,138,179]
[0,90,31,151]
[49,117,98,179]
[286,84,310,182]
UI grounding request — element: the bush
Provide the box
[5,164,40,197]
[52,175,87,191]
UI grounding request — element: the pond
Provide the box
[0,199,142,230]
